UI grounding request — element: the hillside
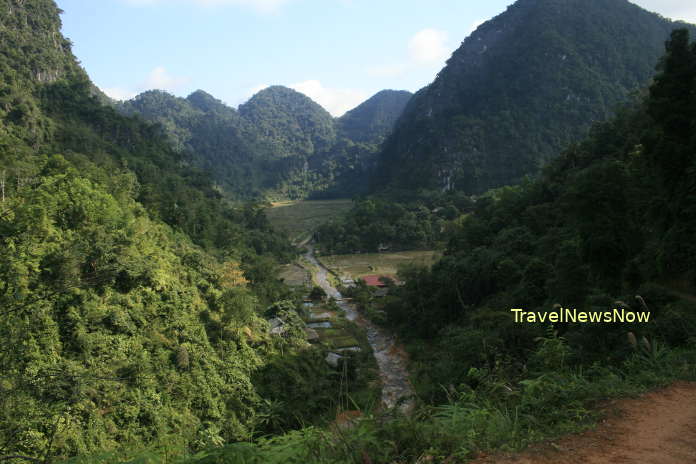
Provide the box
[372,0,696,194]
[119,87,411,200]
[377,27,696,402]
[0,0,363,459]
[337,89,412,144]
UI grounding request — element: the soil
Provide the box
[473,382,696,464]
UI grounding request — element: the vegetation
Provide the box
[319,250,439,280]
[373,0,696,195]
[315,194,473,254]
[265,199,353,244]
[0,0,365,459]
[119,88,411,201]
[4,0,696,462]
[375,28,696,405]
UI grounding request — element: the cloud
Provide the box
[408,28,449,64]
[290,80,367,117]
[97,66,189,102]
[367,28,454,79]
[144,66,190,91]
[102,87,138,101]
[121,0,291,13]
[630,1,696,23]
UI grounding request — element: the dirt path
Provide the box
[474,382,696,464]
[302,244,414,411]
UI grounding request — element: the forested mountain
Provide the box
[373,0,696,194]
[118,87,411,199]
[119,89,275,197]
[378,28,696,402]
[337,89,412,144]
[0,0,362,459]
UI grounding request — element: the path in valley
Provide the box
[303,244,414,410]
[473,381,696,464]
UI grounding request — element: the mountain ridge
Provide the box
[372,0,696,194]
[118,85,412,199]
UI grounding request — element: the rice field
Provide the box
[265,199,353,244]
[319,250,440,280]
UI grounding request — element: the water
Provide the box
[304,245,414,411]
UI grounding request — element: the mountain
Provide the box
[238,85,337,159]
[372,0,696,194]
[376,27,696,404]
[337,89,412,144]
[119,89,275,197]
[119,87,412,199]
[0,0,358,459]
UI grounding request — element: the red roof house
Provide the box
[362,275,397,287]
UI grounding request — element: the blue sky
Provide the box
[56,0,696,116]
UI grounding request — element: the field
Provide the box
[319,250,440,280]
[265,199,353,244]
[278,263,310,287]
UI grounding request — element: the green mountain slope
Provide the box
[0,0,358,459]
[118,87,411,200]
[337,89,412,144]
[379,28,696,402]
[373,0,696,194]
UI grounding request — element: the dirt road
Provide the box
[303,244,414,411]
[475,382,696,464]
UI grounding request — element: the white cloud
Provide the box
[367,28,454,80]
[290,80,367,117]
[408,28,449,64]
[122,0,291,13]
[630,1,696,23]
[102,87,138,101]
[97,66,189,102]
[144,66,189,92]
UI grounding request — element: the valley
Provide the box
[3,0,696,462]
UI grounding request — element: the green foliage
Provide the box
[315,193,472,254]
[118,88,411,201]
[373,0,696,194]
[364,29,696,405]
[0,1,355,460]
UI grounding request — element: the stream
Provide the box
[303,245,414,411]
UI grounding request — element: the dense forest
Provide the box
[375,27,696,401]
[373,0,696,195]
[3,0,696,462]
[0,0,370,459]
[119,87,412,200]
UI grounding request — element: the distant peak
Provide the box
[187,89,214,99]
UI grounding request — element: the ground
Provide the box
[265,199,353,244]
[278,263,309,287]
[473,382,696,464]
[319,250,440,280]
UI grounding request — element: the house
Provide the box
[361,275,397,287]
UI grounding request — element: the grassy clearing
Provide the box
[266,199,353,244]
[319,250,441,279]
[278,263,310,287]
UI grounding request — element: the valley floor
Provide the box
[474,382,696,464]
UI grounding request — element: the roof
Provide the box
[362,275,396,287]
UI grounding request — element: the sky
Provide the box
[56,0,696,116]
